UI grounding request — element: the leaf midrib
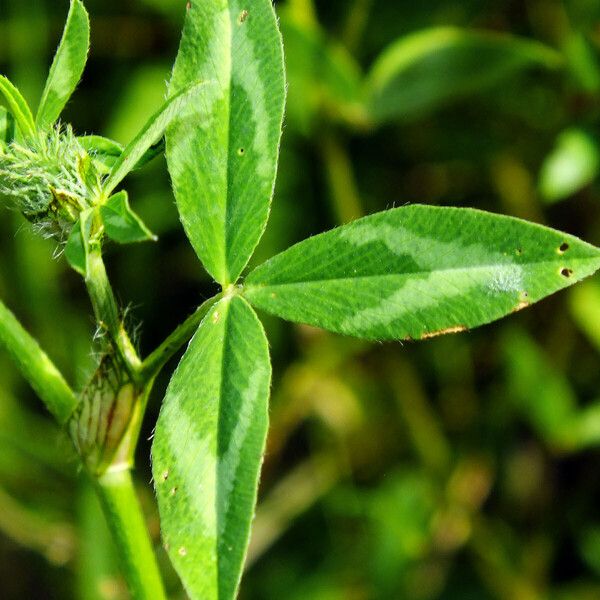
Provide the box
[246,255,599,288]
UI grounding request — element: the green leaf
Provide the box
[0,106,15,149]
[100,190,157,244]
[103,81,207,197]
[502,329,580,450]
[244,205,600,341]
[0,75,35,138]
[64,208,93,276]
[78,135,123,159]
[569,280,600,353]
[364,27,563,124]
[36,0,90,130]
[539,128,600,203]
[279,10,364,134]
[78,135,123,174]
[152,295,271,600]
[502,328,600,451]
[166,0,286,286]
[78,135,165,174]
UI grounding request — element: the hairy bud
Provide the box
[0,125,102,239]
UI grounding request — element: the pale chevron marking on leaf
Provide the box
[167,0,285,285]
[231,4,270,178]
[163,391,218,537]
[338,221,518,272]
[339,265,524,332]
[244,206,600,340]
[217,367,264,537]
[153,296,270,600]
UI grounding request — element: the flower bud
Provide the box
[0,125,102,239]
[70,352,139,474]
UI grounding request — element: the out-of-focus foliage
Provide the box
[1,0,600,598]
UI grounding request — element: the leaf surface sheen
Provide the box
[244,205,600,340]
[152,296,271,600]
[166,0,286,285]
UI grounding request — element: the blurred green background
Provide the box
[2,0,600,598]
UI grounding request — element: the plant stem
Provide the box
[0,298,77,424]
[85,245,141,375]
[342,0,374,52]
[139,294,222,383]
[95,469,166,600]
[320,132,363,224]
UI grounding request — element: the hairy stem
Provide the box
[0,298,77,424]
[85,244,141,375]
[139,294,222,383]
[95,469,166,600]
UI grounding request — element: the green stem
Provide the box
[95,469,166,600]
[85,244,141,375]
[342,0,374,52]
[320,132,363,224]
[139,294,222,383]
[0,298,77,424]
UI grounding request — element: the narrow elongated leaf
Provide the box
[364,27,563,124]
[244,205,600,341]
[103,81,207,196]
[0,76,35,138]
[36,0,90,130]
[152,296,271,600]
[166,0,286,285]
[0,107,15,150]
[100,190,157,244]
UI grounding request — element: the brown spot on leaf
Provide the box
[559,242,569,254]
[178,546,187,557]
[512,300,530,313]
[186,1,192,10]
[170,487,178,496]
[421,326,467,340]
[238,9,249,24]
[162,470,169,481]
[212,311,220,324]
[560,268,573,278]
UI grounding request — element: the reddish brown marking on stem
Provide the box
[421,326,467,340]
